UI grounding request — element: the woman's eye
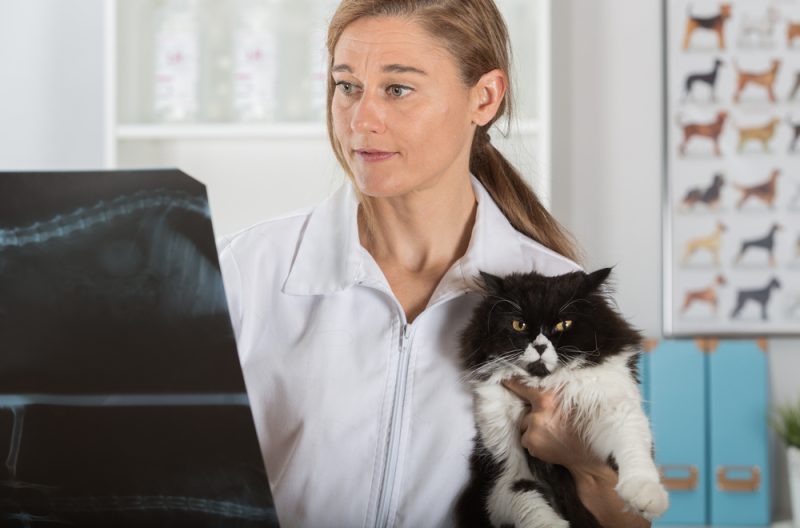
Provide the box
[511,320,527,332]
[334,81,358,96]
[387,85,412,97]
[554,320,573,332]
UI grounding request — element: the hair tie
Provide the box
[477,127,491,145]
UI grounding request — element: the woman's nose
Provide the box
[351,91,386,134]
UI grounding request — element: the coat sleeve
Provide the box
[216,235,244,343]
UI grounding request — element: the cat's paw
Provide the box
[616,478,669,519]
[517,518,569,528]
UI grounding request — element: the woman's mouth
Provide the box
[356,149,396,162]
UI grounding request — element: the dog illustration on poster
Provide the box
[681,274,727,315]
[734,116,780,153]
[677,111,727,156]
[738,6,780,47]
[682,58,724,102]
[734,169,780,209]
[785,115,800,152]
[730,277,781,320]
[681,173,725,210]
[788,20,800,47]
[733,223,783,267]
[732,59,780,102]
[683,3,732,50]
[681,221,727,265]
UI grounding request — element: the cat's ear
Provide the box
[478,271,504,294]
[583,267,613,293]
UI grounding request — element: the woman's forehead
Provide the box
[333,16,452,73]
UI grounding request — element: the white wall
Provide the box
[0,0,106,170]
[551,0,799,519]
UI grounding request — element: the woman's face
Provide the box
[331,16,480,198]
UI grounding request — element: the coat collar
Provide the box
[282,174,528,299]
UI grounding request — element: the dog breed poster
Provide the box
[665,0,800,335]
[0,170,279,527]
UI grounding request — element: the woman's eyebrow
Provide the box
[332,63,428,75]
[383,64,428,75]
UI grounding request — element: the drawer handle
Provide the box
[716,465,761,492]
[658,464,698,491]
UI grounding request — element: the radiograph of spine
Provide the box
[0,171,277,527]
[0,188,227,319]
[0,189,208,249]
[0,182,241,394]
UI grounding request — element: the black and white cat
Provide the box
[455,267,669,527]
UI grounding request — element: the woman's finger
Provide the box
[501,377,542,405]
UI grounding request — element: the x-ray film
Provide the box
[0,170,278,527]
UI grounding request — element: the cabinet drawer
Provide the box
[650,340,708,525]
[708,340,770,525]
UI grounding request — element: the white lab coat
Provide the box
[217,174,582,528]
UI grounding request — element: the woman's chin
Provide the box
[352,172,409,198]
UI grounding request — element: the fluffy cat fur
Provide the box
[455,267,668,527]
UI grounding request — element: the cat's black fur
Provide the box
[455,267,645,528]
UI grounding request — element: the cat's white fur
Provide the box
[472,333,669,527]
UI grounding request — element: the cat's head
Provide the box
[460,267,642,384]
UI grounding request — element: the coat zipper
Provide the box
[374,321,413,528]
[360,274,467,527]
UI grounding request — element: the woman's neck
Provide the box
[358,174,477,274]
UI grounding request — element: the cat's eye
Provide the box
[511,320,527,332]
[554,320,573,332]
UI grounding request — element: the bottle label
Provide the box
[155,31,199,122]
[233,30,278,121]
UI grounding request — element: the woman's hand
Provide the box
[501,377,599,469]
[501,377,653,528]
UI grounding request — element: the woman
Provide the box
[218,0,652,526]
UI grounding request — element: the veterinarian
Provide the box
[217,0,652,526]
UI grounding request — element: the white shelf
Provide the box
[115,119,541,141]
[117,122,328,140]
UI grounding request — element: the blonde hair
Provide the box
[325,0,583,264]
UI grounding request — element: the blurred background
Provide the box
[1,0,799,524]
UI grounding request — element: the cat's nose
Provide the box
[533,344,547,354]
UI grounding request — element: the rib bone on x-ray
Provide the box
[0,169,278,527]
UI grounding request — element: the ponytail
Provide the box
[470,125,584,265]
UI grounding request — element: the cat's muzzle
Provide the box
[525,361,549,377]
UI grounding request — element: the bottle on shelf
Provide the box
[231,0,281,122]
[153,0,201,123]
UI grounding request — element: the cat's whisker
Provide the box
[558,344,602,357]
[558,294,591,315]
[462,348,525,382]
[557,291,577,313]
[488,295,521,311]
[473,351,522,372]
[486,297,520,331]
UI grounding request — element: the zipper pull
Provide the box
[400,323,411,351]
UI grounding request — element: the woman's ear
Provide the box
[471,68,507,126]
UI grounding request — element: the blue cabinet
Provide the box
[707,340,770,525]
[645,338,770,526]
